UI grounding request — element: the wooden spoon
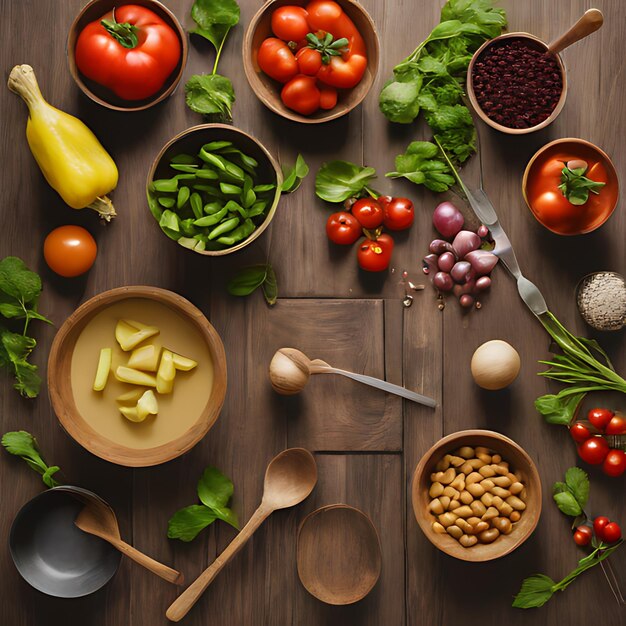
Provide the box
[166,448,317,622]
[547,9,604,55]
[73,492,183,585]
[269,347,436,407]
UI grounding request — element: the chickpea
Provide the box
[475,446,491,456]
[442,486,460,499]
[448,455,465,467]
[491,486,511,499]
[478,528,500,544]
[470,501,487,517]
[449,499,461,511]
[492,454,501,463]
[438,512,458,528]
[466,516,482,527]
[491,476,512,488]
[460,534,478,547]
[491,496,503,508]
[479,479,495,491]
[459,491,474,505]
[468,521,489,534]
[455,518,472,533]
[481,506,499,521]
[435,456,451,471]
[446,525,463,539]
[478,465,496,478]
[467,483,485,497]
[450,474,465,491]
[510,511,521,522]
[510,482,524,495]
[432,521,446,534]
[466,472,483,486]
[439,496,451,510]
[492,517,513,535]
[454,505,474,518]
[480,492,494,507]
[476,452,492,464]
[457,446,475,459]
[499,503,514,517]
[429,482,444,498]
[429,498,444,515]
[506,495,526,511]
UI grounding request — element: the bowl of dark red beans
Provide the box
[467,33,567,134]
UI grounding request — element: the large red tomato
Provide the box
[75,5,181,101]
[258,38,299,83]
[281,75,320,114]
[271,6,310,41]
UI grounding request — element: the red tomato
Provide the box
[75,5,181,101]
[44,226,97,277]
[573,525,592,546]
[605,414,626,435]
[280,75,320,114]
[577,436,610,465]
[357,234,394,272]
[319,85,338,109]
[351,198,384,229]
[602,449,626,477]
[382,197,414,231]
[326,212,361,245]
[271,6,310,42]
[295,48,322,75]
[588,407,614,432]
[594,516,610,540]
[258,38,299,83]
[603,522,622,543]
[570,422,591,443]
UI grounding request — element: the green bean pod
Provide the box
[208,216,240,240]
[216,218,256,245]
[193,205,228,226]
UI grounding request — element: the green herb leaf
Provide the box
[315,161,377,203]
[227,265,268,296]
[1,431,61,487]
[558,165,605,206]
[262,264,278,306]
[386,141,455,192]
[379,76,423,124]
[553,491,582,517]
[197,466,234,510]
[565,467,589,510]
[190,0,240,52]
[512,574,555,609]
[281,154,309,193]
[0,256,42,304]
[167,505,217,542]
[534,392,585,426]
[185,74,235,121]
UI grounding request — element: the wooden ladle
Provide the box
[547,8,604,55]
[269,347,437,408]
[166,448,317,622]
[72,490,183,585]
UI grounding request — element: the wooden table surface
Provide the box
[1,0,624,624]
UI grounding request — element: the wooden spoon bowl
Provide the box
[412,430,542,562]
[297,504,382,605]
[243,0,379,123]
[67,0,188,112]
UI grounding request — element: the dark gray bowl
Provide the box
[9,487,120,598]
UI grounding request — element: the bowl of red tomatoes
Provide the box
[243,0,379,123]
[68,0,188,112]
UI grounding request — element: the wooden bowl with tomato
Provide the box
[243,0,379,123]
[67,0,188,112]
[522,138,619,235]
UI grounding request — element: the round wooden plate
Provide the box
[48,286,227,467]
[297,504,382,604]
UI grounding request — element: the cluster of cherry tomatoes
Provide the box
[326,196,414,272]
[573,516,622,546]
[570,408,626,477]
[257,1,367,116]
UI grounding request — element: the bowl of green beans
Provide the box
[146,124,283,255]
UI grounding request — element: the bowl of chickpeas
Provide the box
[412,430,542,562]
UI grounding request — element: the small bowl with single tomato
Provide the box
[67,0,187,112]
[243,0,379,123]
[522,138,619,235]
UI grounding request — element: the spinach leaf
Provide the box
[190,0,240,52]
[185,74,235,121]
[553,490,582,517]
[167,505,216,542]
[2,431,61,488]
[315,161,377,203]
[379,75,422,124]
[281,154,309,193]
[227,264,278,307]
[512,574,555,609]
[534,391,585,426]
[565,467,589,510]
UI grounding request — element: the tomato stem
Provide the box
[101,9,139,49]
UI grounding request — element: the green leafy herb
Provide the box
[281,154,309,193]
[558,163,605,206]
[305,32,349,64]
[167,466,239,542]
[315,161,377,203]
[385,141,455,192]
[227,264,278,306]
[187,0,240,121]
[2,431,61,488]
[0,257,52,398]
[535,312,626,425]
[380,0,506,191]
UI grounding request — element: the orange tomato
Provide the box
[44,225,97,277]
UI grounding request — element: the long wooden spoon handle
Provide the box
[166,505,272,622]
[547,9,604,55]
[113,539,184,585]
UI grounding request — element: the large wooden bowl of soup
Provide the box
[48,286,226,467]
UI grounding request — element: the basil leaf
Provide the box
[565,467,589,510]
[211,505,239,530]
[1,431,61,487]
[167,505,216,542]
[281,154,309,193]
[261,265,277,306]
[197,466,234,510]
[190,0,240,52]
[534,392,585,426]
[512,574,555,609]
[315,161,377,203]
[185,74,235,121]
[227,265,268,296]
[553,491,582,517]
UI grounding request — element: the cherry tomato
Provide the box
[258,38,298,83]
[577,436,610,465]
[44,226,97,277]
[602,449,626,477]
[281,74,320,114]
[326,211,361,245]
[271,6,310,41]
[357,234,394,272]
[588,407,614,432]
[319,85,338,110]
[382,197,414,231]
[573,525,592,546]
[603,522,622,543]
[594,516,610,540]
[570,422,591,443]
[351,198,384,229]
[295,48,322,75]
[605,414,626,435]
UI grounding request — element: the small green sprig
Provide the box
[558,162,605,206]
[305,32,348,64]
[2,431,61,488]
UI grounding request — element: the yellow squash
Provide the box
[8,64,118,220]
